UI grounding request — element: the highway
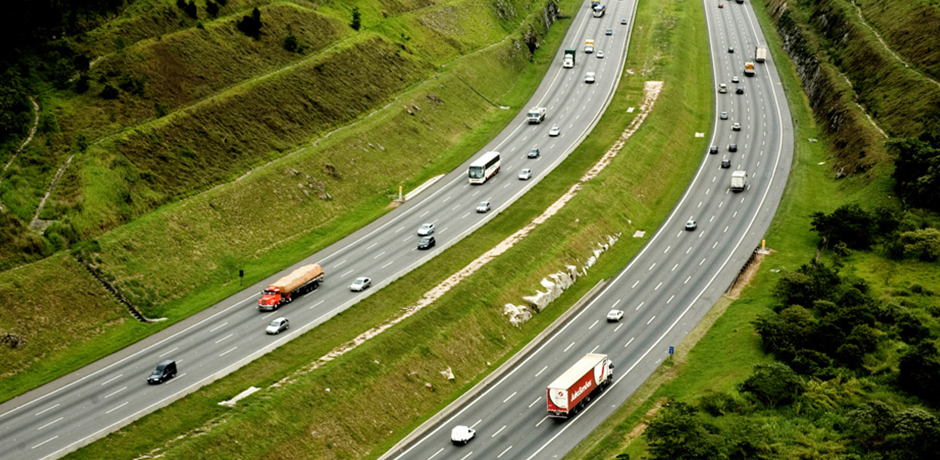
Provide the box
[0,1,640,459]
[383,0,794,459]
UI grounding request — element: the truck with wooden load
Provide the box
[527,107,547,124]
[257,264,325,311]
[755,46,767,63]
[563,48,576,68]
[584,39,595,54]
[744,62,755,76]
[547,353,614,418]
[731,170,747,192]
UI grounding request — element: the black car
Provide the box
[418,236,436,250]
[721,158,731,168]
[709,145,718,154]
[728,47,735,53]
[729,143,738,152]
[148,359,177,384]
[736,87,744,94]
[528,148,540,158]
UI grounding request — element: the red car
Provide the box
[719,3,724,7]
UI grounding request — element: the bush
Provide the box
[900,228,940,261]
[890,125,940,211]
[283,35,299,53]
[206,0,219,17]
[184,1,197,19]
[739,363,804,408]
[898,341,940,405]
[99,83,119,99]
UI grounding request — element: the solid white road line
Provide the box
[34,404,59,417]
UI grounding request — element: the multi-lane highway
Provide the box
[0,2,640,459]
[383,1,793,459]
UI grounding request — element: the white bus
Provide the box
[468,151,501,184]
[592,4,605,17]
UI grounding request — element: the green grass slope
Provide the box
[854,0,940,82]
[0,0,555,403]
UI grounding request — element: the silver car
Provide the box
[349,277,371,292]
[417,223,435,236]
[266,317,290,335]
[518,168,532,180]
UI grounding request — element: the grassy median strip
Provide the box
[68,0,713,458]
[561,0,910,458]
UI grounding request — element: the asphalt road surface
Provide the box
[0,1,641,459]
[382,1,794,459]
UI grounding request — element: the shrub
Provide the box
[185,0,197,19]
[206,0,219,17]
[99,83,119,99]
[890,124,940,211]
[810,204,877,249]
[283,35,299,53]
[900,228,940,261]
[739,363,804,408]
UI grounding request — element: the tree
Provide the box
[890,136,940,211]
[206,0,219,17]
[645,401,724,460]
[739,363,804,408]
[773,261,841,308]
[810,204,877,249]
[237,7,262,38]
[897,341,940,405]
[184,0,198,19]
[899,228,940,261]
[350,7,362,30]
[753,305,815,361]
[885,408,940,458]
[0,83,31,140]
[846,400,896,450]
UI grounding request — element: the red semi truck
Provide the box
[257,264,325,311]
[547,353,614,418]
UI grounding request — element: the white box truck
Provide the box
[731,170,747,192]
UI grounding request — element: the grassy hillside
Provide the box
[565,0,940,458]
[854,0,940,82]
[66,0,714,457]
[0,0,558,402]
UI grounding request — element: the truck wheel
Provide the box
[312,281,319,290]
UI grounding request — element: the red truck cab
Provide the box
[258,287,288,310]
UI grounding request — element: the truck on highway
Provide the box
[257,264,325,310]
[584,39,595,54]
[547,353,614,418]
[755,46,767,63]
[731,170,747,192]
[744,61,755,76]
[527,106,547,124]
[563,48,576,68]
[592,1,606,17]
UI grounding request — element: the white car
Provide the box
[607,310,624,322]
[732,75,740,83]
[417,223,435,236]
[596,50,605,59]
[266,317,289,334]
[685,219,697,231]
[349,277,371,292]
[585,71,596,83]
[476,201,491,213]
[549,126,561,137]
[518,168,532,180]
[732,122,741,131]
[451,425,476,445]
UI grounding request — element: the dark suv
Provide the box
[148,360,177,384]
[418,236,436,250]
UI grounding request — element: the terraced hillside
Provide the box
[0,0,565,400]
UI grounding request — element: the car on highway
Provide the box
[685,219,698,231]
[719,3,723,7]
[732,75,740,83]
[476,201,491,213]
[528,147,540,158]
[732,122,741,131]
[549,125,561,136]
[729,143,738,152]
[417,223,435,236]
[719,83,727,93]
[736,87,744,94]
[621,18,627,24]
[710,145,719,154]
[266,317,290,335]
[451,425,476,445]
[728,47,735,53]
[597,50,605,59]
[585,72,596,83]
[720,111,728,120]
[147,359,177,384]
[606,310,624,322]
[349,277,371,292]
[518,168,532,180]
[418,236,436,250]
[605,28,613,35]
[721,158,731,168]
